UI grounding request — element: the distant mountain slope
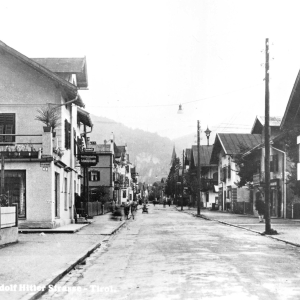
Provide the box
[89,114,174,183]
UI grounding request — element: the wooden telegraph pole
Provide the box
[181,149,184,211]
[197,120,201,216]
[264,38,272,234]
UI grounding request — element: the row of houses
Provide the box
[0,41,139,229]
[175,73,300,219]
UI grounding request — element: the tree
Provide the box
[183,168,198,205]
[90,186,110,203]
[165,157,181,198]
[234,143,259,189]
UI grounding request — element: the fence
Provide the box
[232,201,253,215]
[78,201,112,217]
[0,205,18,228]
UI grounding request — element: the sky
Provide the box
[1,0,300,140]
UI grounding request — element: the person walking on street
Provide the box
[124,200,130,220]
[131,202,136,220]
[255,196,265,223]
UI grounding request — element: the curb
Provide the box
[22,221,126,300]
[176,207,300,249]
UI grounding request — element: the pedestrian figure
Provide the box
[153,198,156,206]
[163,198,166,208]
[124,200,130,220]
[255,197,265,223]
[168,199,171,207]
[131,202,136,220]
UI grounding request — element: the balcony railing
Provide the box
[0,150,39,159]
[201,178,218,191]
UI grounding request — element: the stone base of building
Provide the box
[19,219,73,229]
[0,227,18,246]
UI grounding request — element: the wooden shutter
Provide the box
[0,125,4,142]
[5,125,13,142]
[0,114,15,142]
[88,171,91,181]
[64,120,71,149]
[97,171,100,181]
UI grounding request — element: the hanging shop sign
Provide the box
[78,153,98,166]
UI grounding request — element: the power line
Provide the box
[87,82,264,109]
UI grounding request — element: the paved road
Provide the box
[40,205,300,300]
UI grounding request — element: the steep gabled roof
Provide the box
[281,69,300,130]
[191,145,215,166]
[211,133,262,163]
[251,116,282,134]
[32,57,88,88]
[77,107,93,127]
[0,40,85,107]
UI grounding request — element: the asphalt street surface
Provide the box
[40,205,300,300]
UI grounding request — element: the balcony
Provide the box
[201,178,218,191]
[0,150,39,159]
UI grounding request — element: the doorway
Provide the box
[54,173,59,218]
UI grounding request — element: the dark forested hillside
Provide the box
[89,115,174,183]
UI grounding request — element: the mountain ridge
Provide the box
[89,114,174,183]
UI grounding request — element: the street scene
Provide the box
[37,206,300,300]
[2,1,300,299]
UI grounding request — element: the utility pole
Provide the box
[197,120,201,216]
[181,149,184,211]
[264,38,272,234]
[1,155,4,197]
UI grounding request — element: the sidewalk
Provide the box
[0,212,125,300]
[176,206,300,247]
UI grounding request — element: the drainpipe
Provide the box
[272,146,286,219]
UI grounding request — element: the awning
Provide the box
[213,185,219,193]
[77,107,93,127]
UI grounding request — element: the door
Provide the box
[54,173,59,217]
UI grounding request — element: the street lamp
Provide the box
[204,126,211,146]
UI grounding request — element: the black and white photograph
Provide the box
[1,0,300,299]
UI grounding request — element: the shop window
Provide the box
[123,190,127,198]
[0,170,26,218]
[0,113,15,143]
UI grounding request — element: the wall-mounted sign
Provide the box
[79,154,98,166]
[84,148,94,152]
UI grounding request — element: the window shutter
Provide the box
[64,120,71,149]
[97,171,100,181]
[88,172,91,181]
[0,125,3,142]
[5,125,13,142]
